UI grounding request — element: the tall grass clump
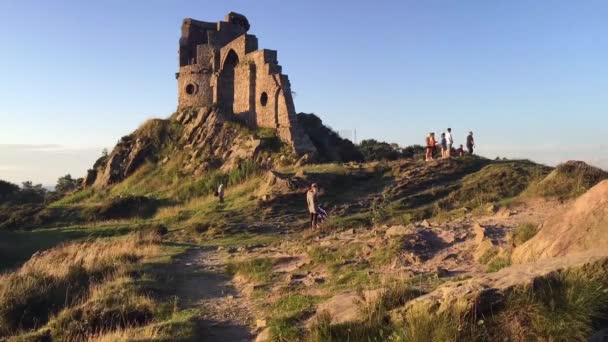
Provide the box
[226,258,274,283]
[0,231,161,337]
[491,270,608,341]
[47,276,156,341]
[512,222,539,246]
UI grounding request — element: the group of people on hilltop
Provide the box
[425,128,475,162]
[213,130,476,231]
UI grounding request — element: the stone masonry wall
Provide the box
[176,12,316,155]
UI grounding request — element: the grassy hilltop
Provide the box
[1,115,608,341]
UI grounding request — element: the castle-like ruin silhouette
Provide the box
[176,12,315,154]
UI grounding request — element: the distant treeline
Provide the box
[358,139,425,161]
[0,174,82,205]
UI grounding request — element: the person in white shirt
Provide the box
[217,183,225,203]
[306,183,319,230]
[445,128,454,158]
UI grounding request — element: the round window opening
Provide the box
[185,84,196,95]
[260,92,268,106]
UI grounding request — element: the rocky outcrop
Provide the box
[86,108,266,188]
[297,113,363,163]
[85,107,359,188]
[87,119,170,187]
[175,107,263,175]
[254,171,299,201]
[512,180,608,263]
[393,250,608,320]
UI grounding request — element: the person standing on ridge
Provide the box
[440,132,447,159]
[425,132,436,162]
[306,183,319,230]
[466,131,475,155]
[217,183,225,203]
[446,128,454,158]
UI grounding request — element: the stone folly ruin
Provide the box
[84,12,362,188]
[176,12,315,155]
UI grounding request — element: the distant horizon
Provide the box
[1,137,606,187]
[1,0,607,184]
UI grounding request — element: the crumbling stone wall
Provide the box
[176,12,315,155]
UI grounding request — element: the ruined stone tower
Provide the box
[176,12,315,155]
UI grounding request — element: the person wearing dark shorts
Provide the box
[466,131,475,154]
[440,132,447,159]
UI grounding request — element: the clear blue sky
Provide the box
[1,0,607,185]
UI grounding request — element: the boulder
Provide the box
[512,180,608,263]
[309,292,364,326]
[385,225,411,236]
[255,328,271,342]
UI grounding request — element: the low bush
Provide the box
[0,204,45,230]
[84,195,159,221]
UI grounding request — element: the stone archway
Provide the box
[219,49,239,113]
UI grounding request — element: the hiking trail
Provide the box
[175,247,256,341]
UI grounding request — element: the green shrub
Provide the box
[0,204,45,230]
[486,256,511,273]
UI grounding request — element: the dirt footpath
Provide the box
[175,247,256,341]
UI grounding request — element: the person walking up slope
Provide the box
[306,183,319,230]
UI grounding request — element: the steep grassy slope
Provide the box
[0,231,200,341]
[4,155,608,340]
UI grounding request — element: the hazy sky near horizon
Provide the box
[1,0,607,185]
